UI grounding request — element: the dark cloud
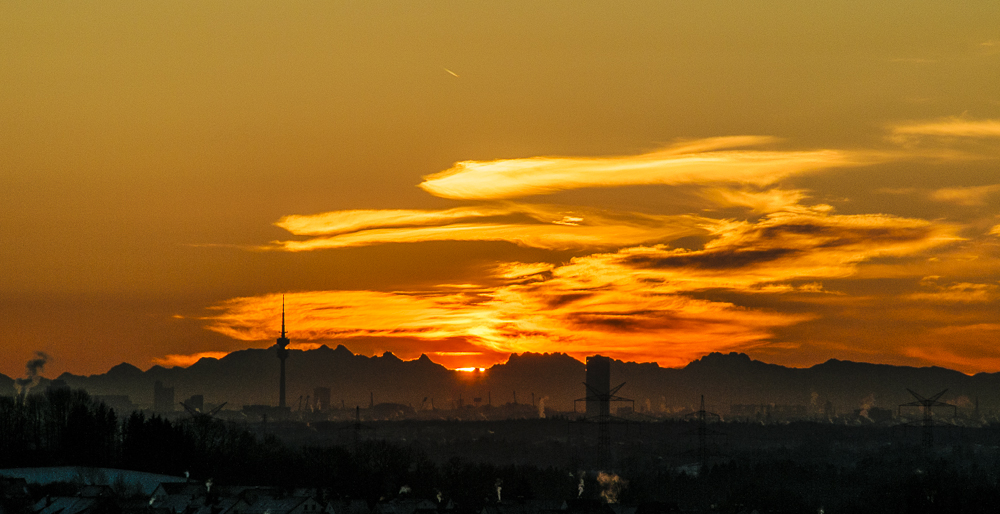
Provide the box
[624,248,801,270]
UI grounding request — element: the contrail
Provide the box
[444,68,459,78]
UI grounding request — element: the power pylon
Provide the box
[898,389,956,450]
[683,395,725,472]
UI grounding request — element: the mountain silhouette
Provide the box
[3,348,998,416]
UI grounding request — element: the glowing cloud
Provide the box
[929,185,1000,206]
[275,206,513,236]
[152,351,231,368]
[419,137,871,200]
[699,187,812,214]
[904,324,1000,373]
[891,118,1000,139]
[905,280,997,303]
[272,221,705,252]
[269,205,708,252]
[208,207,960,366]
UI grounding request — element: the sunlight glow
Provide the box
[419,137,872,200]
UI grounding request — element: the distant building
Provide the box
[585,356,611,418]
[184,394,205,412]
[314,387,331,411]
[730,404,808,422]
[154,381,175,413]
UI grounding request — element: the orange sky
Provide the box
[2,1,1000,379]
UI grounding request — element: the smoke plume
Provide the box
[15,351,50,397]
[597,472,627,504]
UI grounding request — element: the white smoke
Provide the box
[537,396,548,418]
[858,393,875,420]
[597,472,627,504]
[495,478,502,503]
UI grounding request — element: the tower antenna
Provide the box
[276,295,290,410]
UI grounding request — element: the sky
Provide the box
[2,1,1000,379]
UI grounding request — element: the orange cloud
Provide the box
[699,187,812,213]
[268,204,709,252]
[419,137,871,200]
[207,207,959,367]
[271,221,706,252]
[904,324,1000,373]
[905,280,997,303]
[891,118,1000,139]
[152,351,230,368]
[929,184,1000,206]
[275,206,512,236]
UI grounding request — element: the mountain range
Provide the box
[2,346,998,416]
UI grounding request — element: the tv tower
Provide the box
[277,296,290,409]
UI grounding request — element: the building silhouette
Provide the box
[277,296,290,409]
[153,381,175,413]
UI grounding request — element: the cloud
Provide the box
[904,324,1000,373]
[152,351,231,368]
[929,184,1000,206]
[610,209,959,289]
[275,206,513,236]
[271,221,705,252]
[699,187,813,213]
[905,279,997,303]
[991,225,1000,237]
[890,117,1000,140]
[418,136,873,200]
[268,205,708,252]
[207,207,960,367]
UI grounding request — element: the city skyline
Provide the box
[3,1,1000,378]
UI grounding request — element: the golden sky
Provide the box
[2,1,1000,378]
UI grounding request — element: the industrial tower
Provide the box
[574,355,633,469]
[277,296,290,409]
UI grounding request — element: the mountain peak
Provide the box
[106,362,143,377]
[685,352,754,370]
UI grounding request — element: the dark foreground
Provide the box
[4,389,1000,513]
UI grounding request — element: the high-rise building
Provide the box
[585,355,611,418]
[153,381,175,412]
